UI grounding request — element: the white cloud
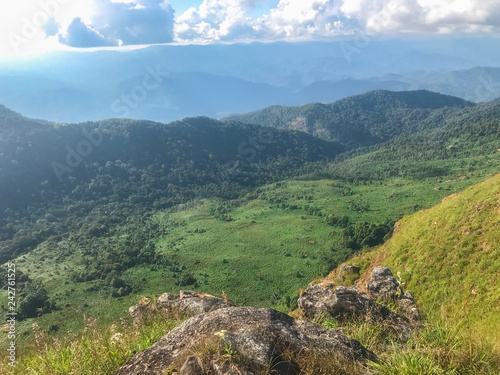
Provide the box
[261,0,348,40]
[175,0,266,41]
[2,0,499,56]
[59,0,175,47]
[174,0,500,43]
[340,0,500,34]
[174,0,351,42]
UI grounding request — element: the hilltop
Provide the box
[226,90,475,147]
[328,101,500,181]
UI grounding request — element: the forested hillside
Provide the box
[227,90,475,147]
[328,102,500,180]
[0,110,343,258]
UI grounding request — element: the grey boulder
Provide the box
[366,267,400,300]
[129,290,230,325]
[115,307,377,375]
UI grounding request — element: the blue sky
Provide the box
[169,0,204,15]
[1,0,499,58]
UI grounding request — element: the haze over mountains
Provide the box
[1,38,500,123]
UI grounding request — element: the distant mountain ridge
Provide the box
[1,39,500,123]
[227,90,475,148]
[295,67,500,104]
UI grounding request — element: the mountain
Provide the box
[0,108,343,259]
[227,90,475,148]
[295,67,500,104]
[0,71,293,123]
[406,66,500,102]
[0,92,499,372]
[327,100,500,180]
[1,39,500,123]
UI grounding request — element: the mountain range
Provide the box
[1,38,500,123]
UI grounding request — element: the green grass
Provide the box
[316,310,500,374]
[343,173,500,351]
[0,313,182,375]
[1,173,499,374]
[1,173,492,351]
[384,174,500,351]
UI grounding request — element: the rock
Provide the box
[303,282,325,294]
[157,290,230,318]
[222,330,276,369]
[115,307,377,375]
[129,291,230,325]
[211,360,253,375]
[180,356,205,375]
[397,291,420,323]
[298,285,412,338]
[366,267,400,300]
[336,264,360,283]
[129,302,157,327]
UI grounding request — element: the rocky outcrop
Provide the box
[298,285,413,338]
[129,290,230,326]
[129,302,157,327]
[366,266,400,300]
[298,267,421,339]
[366,267,420,323]
[115,307,377,375]
[397,291,420,323]
[336,264,361,283]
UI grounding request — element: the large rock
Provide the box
[129,290,230,325]
[115,307,377,375]
[211,360,253,375]
[366,267,400,300]
[129,302,157,327]
[298,285,413,338]
[397,291,421,323]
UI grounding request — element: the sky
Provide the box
[0,0,499,57]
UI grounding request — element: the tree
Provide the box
[18,281,52,320]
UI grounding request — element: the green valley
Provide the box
[0,90,499,374]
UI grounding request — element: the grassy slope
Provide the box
[2,174,492,346]
[343,174,500,350]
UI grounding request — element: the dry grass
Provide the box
[0,313,182,375]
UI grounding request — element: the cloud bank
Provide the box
[175,0,351,42]
[175,0,500,43]
[59,0,175,47]
[54,0,500,48]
